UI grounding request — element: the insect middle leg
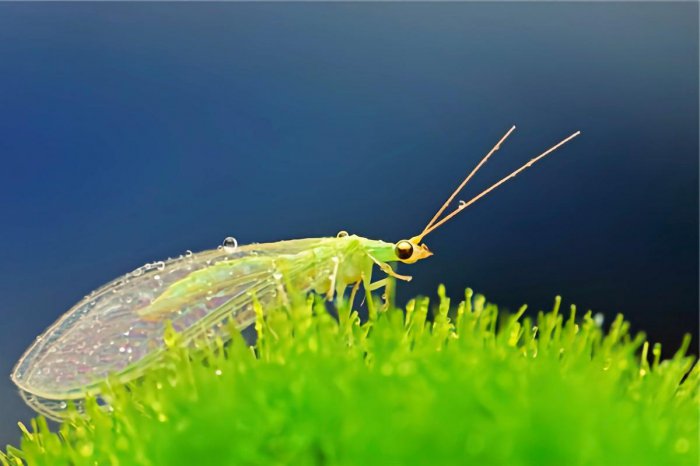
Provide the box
[361,266,379,320]
[348,280,361,311]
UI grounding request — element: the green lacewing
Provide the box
[12,126,579,418]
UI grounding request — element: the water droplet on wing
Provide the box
[223,236,238,252]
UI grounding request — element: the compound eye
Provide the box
[395,240,414,260]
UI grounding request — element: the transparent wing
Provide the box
[12,238,334,401]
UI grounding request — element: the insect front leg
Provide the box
[365,252,411,282]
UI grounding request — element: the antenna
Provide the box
[420,125,517,236]
[412,130,581,242]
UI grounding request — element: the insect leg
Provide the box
[361,265,378,320]
[368,278,396,311]
[348,280,361,310]
[368,278,389,291]
[383,276,396,310]
[366,253,412,282]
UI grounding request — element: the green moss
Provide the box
[3,287,698,466]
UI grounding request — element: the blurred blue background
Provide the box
[0,3,697,446]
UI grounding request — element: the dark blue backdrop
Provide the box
[0,3,697,446]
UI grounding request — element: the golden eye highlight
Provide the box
[395,240,414,260]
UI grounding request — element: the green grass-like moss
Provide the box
[3,287,698,466]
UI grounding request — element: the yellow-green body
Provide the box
[11,234,408,419]
[146,235,398,317]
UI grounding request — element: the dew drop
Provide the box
[185,250,193,258]
[118,347,126,353]
[132,267,143,277]
[223,236,238,247]
[459,200,467,207]
[156,261,165,271]
[337,230,349,238]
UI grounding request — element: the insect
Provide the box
[12,125,579,418]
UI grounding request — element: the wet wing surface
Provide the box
[12,238,331,400]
